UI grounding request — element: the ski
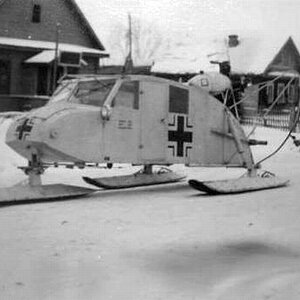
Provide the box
[83,172,185,189]
[188,176,289,195]
[0,184,95,205]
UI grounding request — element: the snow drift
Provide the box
[0,115,300,300]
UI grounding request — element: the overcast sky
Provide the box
[76,0,300,63]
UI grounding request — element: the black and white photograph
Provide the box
[0,0,300,299]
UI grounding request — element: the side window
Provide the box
[169,85,189,114]
[113,81,139,109]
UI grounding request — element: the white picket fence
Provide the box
[241,108,299,132]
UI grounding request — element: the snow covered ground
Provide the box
[0,116,300,299]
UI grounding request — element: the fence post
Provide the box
[289,76,300,132]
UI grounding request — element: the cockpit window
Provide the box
[50,81,76,103]
[70,79,116,107]
[112,81,139,109]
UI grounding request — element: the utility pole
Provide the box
[52,22,60,94]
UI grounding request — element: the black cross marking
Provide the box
[16,119,34,140]
[168,115,193,157]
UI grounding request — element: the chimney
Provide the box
[228,34,239,47]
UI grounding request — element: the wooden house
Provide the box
[224,35,300,118]
[0,0,108,111]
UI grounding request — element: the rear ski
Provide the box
[188,173,289,195]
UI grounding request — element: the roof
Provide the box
[24,50,56,63]
[151,35,300,75]
[151,41,222,74]
[0,37,109,57]
[68,0,105,51]
[226,36,291,74]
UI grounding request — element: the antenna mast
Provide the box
[123,13,133,73]
[128,13,132,61]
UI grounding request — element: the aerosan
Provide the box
[2,74,288,203]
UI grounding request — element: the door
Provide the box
[37,66,49,95]
[139,81,167,162]
[103,80,140,163]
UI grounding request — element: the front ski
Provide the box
[83,171,185,189]
[0,184,95,205]
[188,176,289,195]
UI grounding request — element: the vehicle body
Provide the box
[1,74,286,202]
[6,74,253,169]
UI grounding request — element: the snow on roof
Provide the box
[268,70,299,77]
[151,40,223,74]
[151,56,219,74]
[151,34,295,75]
[0,37,109,56]
[24,50,56,64]
[227,35,289,74]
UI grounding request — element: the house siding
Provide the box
[0,0,98,49]
[0,48,40,94]
[267,38,300,73]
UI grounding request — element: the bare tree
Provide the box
[107,17,165,66]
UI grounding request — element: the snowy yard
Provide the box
[0,117,300,299]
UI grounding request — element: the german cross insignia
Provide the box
[168,115,193,157]
[16,118,34,140]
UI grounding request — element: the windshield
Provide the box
[50,81,77,103]
[69,79,116,107]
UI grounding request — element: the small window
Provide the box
[200,78,209,87]
[169,85,189,114]
[32,4,41,23]
[112,81,139,109]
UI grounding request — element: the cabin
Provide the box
[0,0,108,112]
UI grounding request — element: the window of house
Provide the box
[169,85,189,114]
[112,81,139,109]
[288,84,296,104]
[32,4,41,23]
[267,84,274,104]
[277,83,286,104]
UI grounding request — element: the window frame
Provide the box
[169,85,189,114]
[277,82,286,104]
[111,81,139,110]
